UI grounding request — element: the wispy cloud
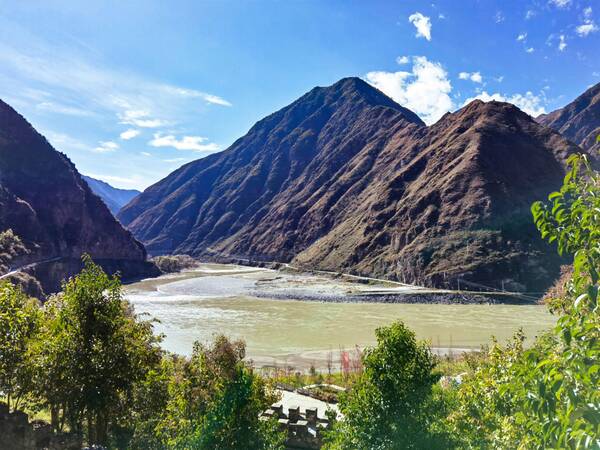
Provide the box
[549,0,572,8]
[118,110,168,128]
[463,91,546,116]
[36,101,92,117]
[365,56,453,125]
[0,34,231,138]
[92,141,119,153]
[408,12,432,41]
[396,56,410,64]
[120,128,141,140]
[558,34,567,51]
[576,21,598,36]
[526,47,535,53]
[458,71,483,83]
[149,133,220,152]
[516,32,527,41]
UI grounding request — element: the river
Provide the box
[124,263,555,370]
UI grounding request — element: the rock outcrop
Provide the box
[0,100,158,294]
[119,78,587,292]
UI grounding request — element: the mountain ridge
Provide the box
[119,78,589,292]
[82,175,140,215]
[0,99,158,294]
[537,81,600,152]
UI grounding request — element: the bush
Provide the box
[324,321,452,449]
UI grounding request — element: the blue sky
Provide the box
[0,0,598,190]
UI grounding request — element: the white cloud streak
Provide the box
[576,21,599,36]
[120,128,141,140]
[92,141,119,153]
[558,34,567,51]
[365,56,453,125]
[459,71,483,83]
[463,91,547,117]
[149,133,221,152]
[549,0,572,8]
[408,12,432,41]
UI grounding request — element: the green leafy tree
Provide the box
[325,321,451,449]
[158,335,285,450]
[33,255,161,446]
[0,281,39,411]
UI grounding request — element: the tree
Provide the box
[325,321,451,449]
[158,335,285,450]
[0,281,39,411]
[33,255,162,446]
[448,154,599,448]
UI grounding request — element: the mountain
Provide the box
[119,77,584,293]
[82,175,140,215]
[0,100,158,294]
[537,82,600,152]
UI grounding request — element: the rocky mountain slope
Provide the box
[82,175,140,215]
[537,81,600,152]
[119,77,586,293]
[0,100,158,294]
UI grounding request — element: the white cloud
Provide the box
[92,141,119,153]
[495,11,505,23]
[494,75,505,83]
[463,91,546,117]
[526,9,536,19]
[584,6,593,18]
[526,47,535,53]
[149,133,220,152]
[517,32,527,41]
[163,157,188,163]
[85,173,145,189]
[576,21,599,36]
[438,13,446,19]
[36,101,91,117]
[0,34,231,141]
[44,131,91,152]
[120,128,141,140]
[558,34,567,51]
[458,71,483,83]
[549,0,572,8]
[408,12,432,41]
[118,110,168,128]
[396,56,410,64]
[365,56,453,125]
[140,151,151,157]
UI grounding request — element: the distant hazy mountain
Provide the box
[119,77,588,292]
[0,99,158,294]
[83,175,140,215]
[538,82,600,152]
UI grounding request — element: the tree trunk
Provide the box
[87,411,95,446]
[96,410,108,447]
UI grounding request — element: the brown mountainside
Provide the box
[119,78,586,292]
[537,82,600,152]
[0,100,158,294]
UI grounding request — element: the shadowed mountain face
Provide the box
[82,175,140,215]
[537,82,600,152]
[119,77,585,292]
[0,100,158,294]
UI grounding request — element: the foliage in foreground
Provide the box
[324,321,452,449]
[448,153,599,449]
